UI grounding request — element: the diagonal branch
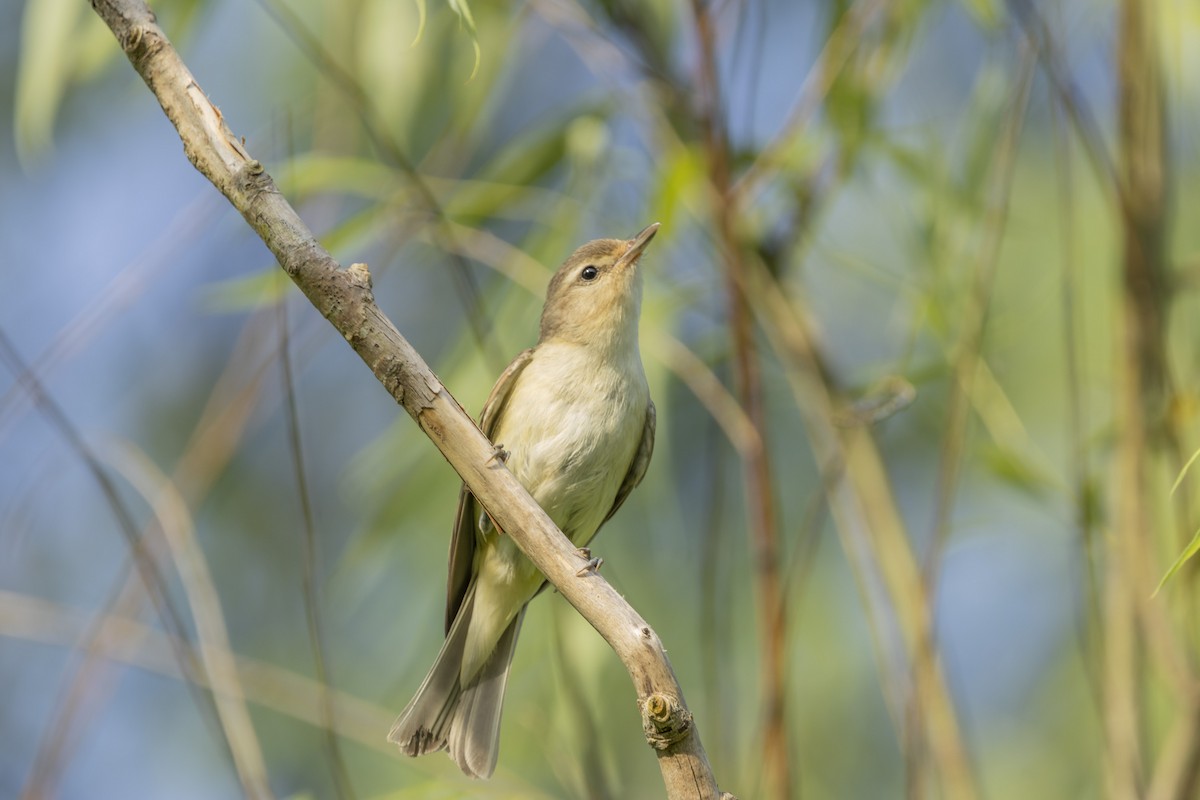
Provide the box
[88,2,730,798]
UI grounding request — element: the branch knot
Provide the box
[120,21,163,63]
[346,263,373,291]
[235,160,275,201]
[641,692,693,750]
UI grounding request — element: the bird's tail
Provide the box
[388,587,525,779]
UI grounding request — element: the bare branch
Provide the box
[88,1,728,796]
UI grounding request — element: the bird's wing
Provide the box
[478,348,536,436]
[444,348,536,633]
[599,399,656,529]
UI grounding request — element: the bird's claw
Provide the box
[487,443,510,465]
[575,547,603,577]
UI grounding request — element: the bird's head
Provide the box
[538,223,659,352]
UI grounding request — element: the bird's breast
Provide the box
[491,342,647,543]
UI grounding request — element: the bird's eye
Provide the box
[580,265,599,281]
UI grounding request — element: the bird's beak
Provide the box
[617,222,660,269]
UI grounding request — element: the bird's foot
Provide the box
[487,443,510,465]
[575,547,603,577]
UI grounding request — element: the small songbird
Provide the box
[389,224,660,778]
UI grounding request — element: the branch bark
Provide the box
[88,1,730,797]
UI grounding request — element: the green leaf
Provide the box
[199,270,292,314]
[1154,526,1200,597]
[446,0,477,30]
[648,145,707,233]
[1170,445,1200,496]
[405,0,482,81]
[15,0,87,163]
[957,0,1004,30]
[1157,446,1200,594]
[467,38,482,82]
[980,443,1055,500]
[439,116,587,221]
[412,0,427,45]
[277,155,400,201]
[444,0,481,81]
[14,0,202,165]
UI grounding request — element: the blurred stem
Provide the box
[1018,4,1199,793]
[1022,0,1196,716]
[698,419,734,780]
[924,48,1033,582]
[0,590,392,753]
[277,295,356,800]
[746,260,979,800]
[105,443,276,800]
[17,315,277,799]
[1103,559,1143,800]
[912,53,1032,792]
[1012,0,1118,192]
[0,586,563,797]
[1149,709,1200,800]
[689,3,790,798]
[0,328,239,794]
[311,0,362,154]
[1116,0,1170,417]
[551,607,615,800]
[1049,48,1104,710]
[1112,0,1183,797]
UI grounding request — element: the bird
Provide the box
[388,223,660,778]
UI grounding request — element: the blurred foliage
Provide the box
[4,0,1200,799]
[14,0,204,163]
